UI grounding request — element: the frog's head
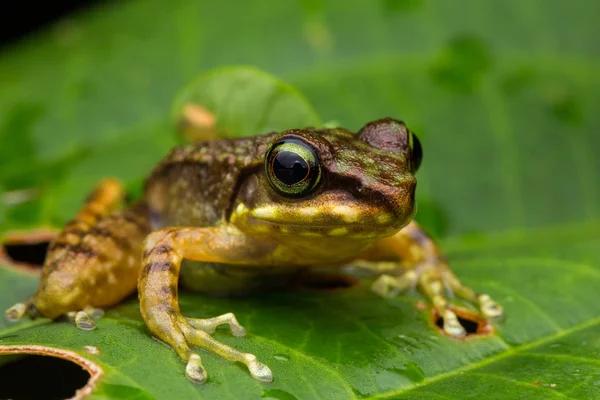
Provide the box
[233,118,421,242]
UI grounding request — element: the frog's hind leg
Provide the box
[5,179,151,329]
[139,226,273,383]
[361,221,503,338]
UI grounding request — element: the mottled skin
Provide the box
[6,118,502,383]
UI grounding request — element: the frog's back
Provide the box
[145,135,272,230]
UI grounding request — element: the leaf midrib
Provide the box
[368,315,600,399]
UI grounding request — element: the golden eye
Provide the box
[265,138,321,197]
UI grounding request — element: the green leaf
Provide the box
[172,66,321,140]
[1,0,599,399]
[3,229,600,399]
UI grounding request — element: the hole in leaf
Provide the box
[0,230,55,269]
[0,345,103,400]
[297,273,359,291]
[0,355,90,400]
[433,308,493,337]
[3,241,50,267]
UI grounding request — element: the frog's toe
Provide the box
[5,298,35,322]
[441,309,467,338]
[372,271,469,337]
[185,353,208,384]
[74,311,97,330]
[420,263,505,329]
[373,263,503,335]
[83,306,105,320]
[65,307,104,330]
[186,312,247,337]
[371,271,418,298]
[181,321,272,383]
[5,302,28,322]
[443,271,504,321]
[478,294,504,320]
[244,354,273,382]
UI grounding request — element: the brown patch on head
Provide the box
[432,307,494,337]
[0,229,57,272]
[0,344,103,399]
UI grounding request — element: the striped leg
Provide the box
[139,226,272,384]
[5,179,150,329]
[363,221,503,337]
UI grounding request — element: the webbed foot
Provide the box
[372,262,503,338]
[182,316,272,383]
[157,312,271,384]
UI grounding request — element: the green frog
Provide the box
[5,118,502,383]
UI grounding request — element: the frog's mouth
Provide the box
[242,195,414,239]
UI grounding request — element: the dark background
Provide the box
[0,1,103,48]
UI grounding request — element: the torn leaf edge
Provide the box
[0,344,103,400]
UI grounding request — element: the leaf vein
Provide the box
[469,372,575,399]
[369,316,600,399]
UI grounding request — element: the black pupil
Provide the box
[273,151,309,185]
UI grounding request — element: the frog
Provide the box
[5,118,503,384]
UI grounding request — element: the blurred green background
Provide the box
[1,0,598,240]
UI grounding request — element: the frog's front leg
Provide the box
[361,221,503,337]
[140,226,274,384]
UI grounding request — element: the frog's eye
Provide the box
[408,130,423,173]
[265,138,321,197]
